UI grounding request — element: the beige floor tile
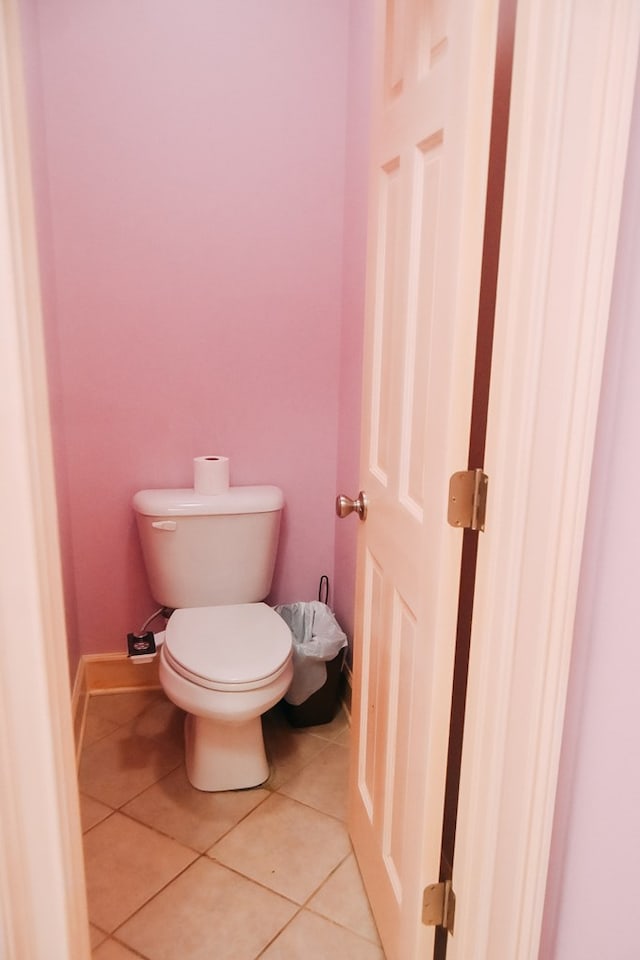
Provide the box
[335,725,351,747]
[79,722,183,808]
[122,764,270,852]
[92,939,143,959]
[80,794,114,833]
[209,793,350,904]
[308,853,380,944]
[303,706,349,742]
[262,710,330,790]
[126,696,185,750]
[117,857,297,960]
[88,691,163,727]
[83,812,197,932]
[259,909,386,960]
[77,693,380,960]
[89,923,108,949]
[83,712,120,748]
[278,741,350,820]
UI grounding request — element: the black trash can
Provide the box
[275,601,347,728]
[283,648,346,727]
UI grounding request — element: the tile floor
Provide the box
[79,690,385,959]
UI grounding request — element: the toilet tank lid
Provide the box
[133,485,284,517]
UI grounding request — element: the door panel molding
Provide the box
[450,2,640,958]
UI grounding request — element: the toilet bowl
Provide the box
[159,603,293,791]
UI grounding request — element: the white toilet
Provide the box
[132,484,293,792]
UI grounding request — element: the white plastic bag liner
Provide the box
[275,601,347,706]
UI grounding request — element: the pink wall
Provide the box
[540,62,640,959]
[21,0,361,667]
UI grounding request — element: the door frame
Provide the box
[0,2,638,959]
[449,1,639,957]
[0,2,90,958]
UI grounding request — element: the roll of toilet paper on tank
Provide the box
[193,456,230,495]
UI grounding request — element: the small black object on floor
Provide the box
[126,631,156,657]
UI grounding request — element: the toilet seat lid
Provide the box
[165,603,292,687]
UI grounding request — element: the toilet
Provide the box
[132,484,293,792]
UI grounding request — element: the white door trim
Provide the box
[0,2,90,957]
[449,2,640,958]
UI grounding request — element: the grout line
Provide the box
[300,849,353,906]
[253,879,385,960]
[116,783,273,855]
[270,789,349,825]
[295,843,386,951]
[298,908,387,951]
[81,702,170,754]
[82,807,118,838]
[89,694,173,731]
[98,935,150,959]
[200,855,303,908]
[78,747,185,816]
[108,854,203,941]
[200,791,273,850]
[252,903,306,959]
[262,735,333,792]
[112,753,185,809]
[259,786,349,827]
[102,845,384,960]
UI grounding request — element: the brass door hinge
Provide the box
[447,469,488,532]
[422,880,456,934]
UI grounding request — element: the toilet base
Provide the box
[184,712,270,792]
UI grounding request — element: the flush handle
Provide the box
[151,520,177,531]
[336,491,368,521]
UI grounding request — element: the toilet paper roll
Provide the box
[193,456,230,495]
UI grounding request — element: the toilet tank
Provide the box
[132,485,284,609]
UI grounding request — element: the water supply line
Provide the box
[138,607,166,635]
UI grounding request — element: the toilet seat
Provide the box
[164,603,292,692]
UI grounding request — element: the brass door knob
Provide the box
[336,491,368,521]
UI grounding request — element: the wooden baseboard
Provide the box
[71,652,161,762]
[71,650,349,760]
[83,651,161,693]
[341,661,353,722]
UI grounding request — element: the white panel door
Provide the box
[347,2,499,958]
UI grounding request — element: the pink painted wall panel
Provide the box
[23,0,353,658]
[540,65,640,959]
